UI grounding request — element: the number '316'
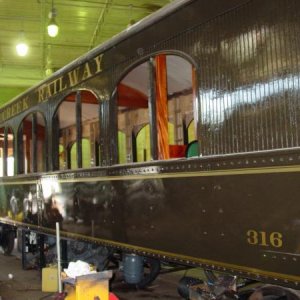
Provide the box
[246,230,283,248]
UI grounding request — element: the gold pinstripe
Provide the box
[1,217,300,283]
[0,164,299,185]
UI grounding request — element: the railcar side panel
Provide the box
[1,155,300,285]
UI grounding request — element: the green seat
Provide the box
[186,140,199,158]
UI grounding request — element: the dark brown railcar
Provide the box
[0,0,300,295]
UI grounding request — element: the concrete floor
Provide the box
[0,247,185,300]
[0,253,48,300]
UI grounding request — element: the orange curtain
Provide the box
[155,55,169,160]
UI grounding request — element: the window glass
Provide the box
[22,114,33,174]
[20,113,46,174]
[59,144,65,170]
[82,139,91,168]
[165,55,195,158]
[36,112,46,172]
[136,124,151,162]
[70,139,91,169]
[56,93,76,170]
[81,91,99,168]
[118,131,126,164]
[187,119,196,142]
[70,142,77,169]
[0,128,4,176]
[7,127,14,176]
[116,54,196,164]
[117,62,150,164]
[55,90,99,170]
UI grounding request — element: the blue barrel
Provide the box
[123,253,144,284]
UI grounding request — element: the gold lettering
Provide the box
[247,230,258,245]
[270,232,283,248]
[52,79,58,95]
[82,62,92,80]
[68,68,80,87]
[45,84,52,99]
[22,97,29,110]
[58,76,67,92]
[17,101,22,113]
[246,230,283,248]
[94,54,103,74]
[51,76,66,95]
[38,86,46,103]
[6,107,11,119]
[11,102,19,116]
[13,104,17,116]
[11,103,16,116]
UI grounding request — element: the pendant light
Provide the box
[48,0,59,37]
[16,31,29,57]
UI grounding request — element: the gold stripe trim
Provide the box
[1,217,299,283]
[0,165,299,185]
[47,164,300,183]
[0,180,37,185]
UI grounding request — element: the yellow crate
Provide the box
[64,270,112,300]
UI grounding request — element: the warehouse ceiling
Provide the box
[0,0,173,106]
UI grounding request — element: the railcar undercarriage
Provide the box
[178,271,300,300]
[1,223,300,300]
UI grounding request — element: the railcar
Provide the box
[1,0,300,298]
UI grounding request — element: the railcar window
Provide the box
[21,114,33,173]
[161,55,195,159]
[59,144,65,170]
[117,62,150,163]
[0,127,14,176]
[118,131,127,164]
[70,139,91,169]
[81,92,99,167]
[56,93,76,169]
[7,127,14,176]
[36,112,46,172]
[70,142,77,169]
[187,120,196,142]
[82,139,91,167]
[136,124,151,162]
[19,112,46,174]
[0,127,4,176]
[54,90,99,170]
[116,54,197,164]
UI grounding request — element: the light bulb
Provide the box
[48,18,59,37]
[16,42,29,57]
